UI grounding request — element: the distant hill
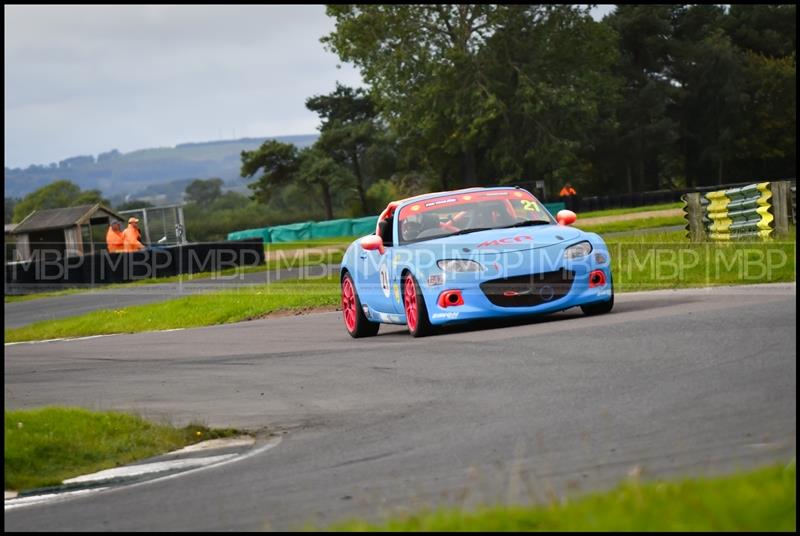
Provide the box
[4,134,318,204]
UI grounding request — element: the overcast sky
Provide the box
[5,5,614,169]
[4,5,364,168]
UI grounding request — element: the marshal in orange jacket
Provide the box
[122,224,145,252]
[559,185,576,197]
[106,225,124,253]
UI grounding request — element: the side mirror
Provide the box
[360,234,385,255]
[556,210,577,226]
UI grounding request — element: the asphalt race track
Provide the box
[4,283,796,531]
[4,263,335,329]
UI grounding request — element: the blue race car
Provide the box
[340,186,613,337]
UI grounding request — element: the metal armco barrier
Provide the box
[682,180,793,242]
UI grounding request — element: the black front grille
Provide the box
[480,269,575,307]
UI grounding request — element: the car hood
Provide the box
[402,225,583,257]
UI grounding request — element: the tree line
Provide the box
[241,4,795,217]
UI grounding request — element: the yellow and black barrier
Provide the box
[704,182,773,240]
[682,181,792,242]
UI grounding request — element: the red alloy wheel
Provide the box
[341,276,357,332]
[404,276,418,332]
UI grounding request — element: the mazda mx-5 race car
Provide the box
[340,186,613,337]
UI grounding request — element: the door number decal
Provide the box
[379,264,391,297]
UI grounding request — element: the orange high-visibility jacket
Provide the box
[106,227,125,253]
[122,226,144,252]
[559,186,576,197]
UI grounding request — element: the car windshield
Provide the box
[397,189,554,245]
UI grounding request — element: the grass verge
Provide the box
[578,215,684,234]
[5,276,341,343]
[606,230,796,291]
[264,237,357,251]
[4,407,239,491]
[576,201,683,219]
[325,462,796,531]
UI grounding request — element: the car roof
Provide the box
[392,186,523,208]
[374,186,529,234]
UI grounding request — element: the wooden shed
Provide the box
[10,204,125,261]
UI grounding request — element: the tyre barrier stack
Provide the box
[682,181,793,242]
[703,183,773,240]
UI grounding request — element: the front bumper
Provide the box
[422,251,612,325]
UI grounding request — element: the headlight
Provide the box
[563,241,592,260]
[437,259,485,272]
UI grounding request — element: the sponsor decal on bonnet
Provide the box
[477,234,534,248]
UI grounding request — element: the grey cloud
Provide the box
[4,5,363,167]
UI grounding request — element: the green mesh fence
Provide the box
[269,221,312,242]
[544,202,566,214]
[351,216,379,236]
[228,216,380,243]
[227,206,568,244]
[310,218,354,239]
[227,227,272,243]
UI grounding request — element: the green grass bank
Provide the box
[325,462,796,531]
[5,407,239,491]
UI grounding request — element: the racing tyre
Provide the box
[341,272,379,338]
[580,275,614,316]
[403,273,434,338]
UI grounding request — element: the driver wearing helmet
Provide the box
[401,218,422,241]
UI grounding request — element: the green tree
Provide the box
[671,6,744,186]
[323,5,511,188]
[296,147,351,220]
[724,5,796,179]
[724,4,796,58]
[479,6,620,195]
[185,178,224,207]
[734,52,796,172]
[206,190,250,212]
[323,5,619,196]
[603,5,681,192]
[241,140,301,204]
[306,83,381,214]
[230,2,797,206]
[12,180,108,223]
[241,141,344,220]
